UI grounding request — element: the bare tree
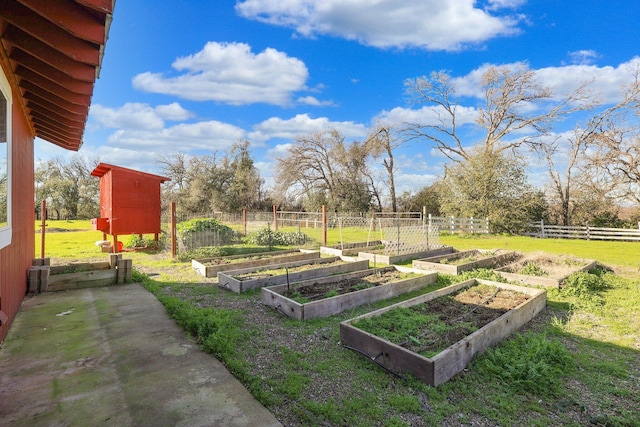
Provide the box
[366,123,402,212]
[275,129,376,212]
[404,63,593,162]
[157,152,188,191]
[584,75,640,204]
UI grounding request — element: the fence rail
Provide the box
[526,221,640,241]
[427,215,490,235]
[161,206,486,257]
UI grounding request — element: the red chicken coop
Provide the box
[91,163,170,252]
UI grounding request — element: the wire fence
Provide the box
[374,218,441,256]
[160,206,485,258]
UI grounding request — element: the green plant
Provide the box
[474,332,574,397]
[124,234,163,250]
[518,262,548,276]
[557,269,610,311]
[247,227,309,246]
[176,218,237,249]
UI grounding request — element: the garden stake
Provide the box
[286,267,290,292]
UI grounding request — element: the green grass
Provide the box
[35,222,640,426]
[438,233,640,269]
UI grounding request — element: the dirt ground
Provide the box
[366,284,530,356]
[282,270,408,300]
[499,252,591,278]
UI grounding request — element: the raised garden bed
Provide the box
[320,241,382,257]
[28,254,132,293]
[191,249,318,277]
[494,252,598,288]
[262,266,438,320]
[412,249,518,275]
[340,279,546,386]
[218,257,369,293]
[357,246,455,266]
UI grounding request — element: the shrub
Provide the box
[247,227,308,246]
[124,234,163,250]
[176,218,237,250]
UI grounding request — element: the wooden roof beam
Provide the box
[1,1,100,66]
[22,82,89,115]
[10,53,95,95]
[16,0,108,45]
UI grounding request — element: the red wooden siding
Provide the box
[0,1,114,342]
[92,163,169,237]
[0,99,35,340]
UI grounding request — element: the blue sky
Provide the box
[36,0,640,199]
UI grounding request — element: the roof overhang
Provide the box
[0,0,115,151]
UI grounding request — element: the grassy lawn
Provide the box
[36,220,640,426]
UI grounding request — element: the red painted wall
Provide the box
[95,166,166,236]
[0,99,35,341]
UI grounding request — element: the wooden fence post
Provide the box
[242,209,247,236]
[540,219,545,238]
[40,200,46,258]
[470,217,474,234]
[170,201,177,258]
[485,217,489,234]
[273,205,278,231]
[322,205,327,246]
[450,216,455,234]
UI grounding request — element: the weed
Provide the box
[474,332,574,397]
[518,262,548,276]
[555,268,610,311]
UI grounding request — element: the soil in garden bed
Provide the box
[233,260,345,280]
[353,284,530,357]
[203,253,282,266]
[282,270,415,303]
[500,252,587,278]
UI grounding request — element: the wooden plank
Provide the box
[192,251,318,278]
[263,268,438,320]
[358,246,455,265]
[431,283,547,386]
[219,259,369,293]
[494,259,597,288]
[47,270,117,291]
[303,271,438,320]
[49,261,110,274]
[340,280,546,386]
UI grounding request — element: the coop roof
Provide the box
[91,162,171,183]
[0,0,115,151]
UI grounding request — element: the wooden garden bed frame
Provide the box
[340,279,546,386]
[320,241,382,257]
[217,257,369,293]
[412,249,518,275]
[494,258,598,288]
[357,246,455,266]
[28,254,132,293]
[191,249,318,277]
[262,266,438,320]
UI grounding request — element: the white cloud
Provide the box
[296,96,335,106]
[443,57,640,104]
[155,102,193,121]
[89,102,193,132]
[248,113,367,143]
[235,0,524,51]
[132,41,309,105]
[485,0,527,11]
[105,120,246,152]
[377,105,479,127]
[90,103,166,130]
[567,49,599,66]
